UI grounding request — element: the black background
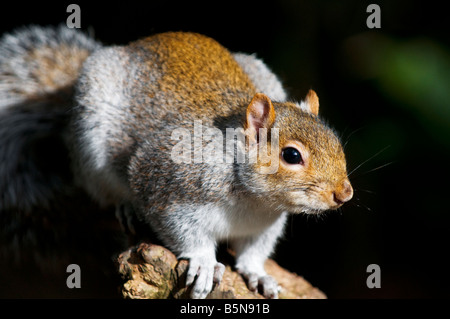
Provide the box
[0,0,449,298]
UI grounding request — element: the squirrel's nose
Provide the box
[333,180,353,206]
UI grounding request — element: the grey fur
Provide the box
[0,28,332,299]
[233,53,287,102]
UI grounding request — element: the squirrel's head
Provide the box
[241,90,353,214]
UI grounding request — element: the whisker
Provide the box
[343,126,366,149]
[352,161,395,179]
[351,197,373,212]
[348,145,391,177]
[355,188,377,195]
[357,203,372,212]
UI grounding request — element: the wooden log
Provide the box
[116,242,326,299]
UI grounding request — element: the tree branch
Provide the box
[116,242,326,299]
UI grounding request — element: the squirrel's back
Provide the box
[131,32,256,111]
[75,32,257,129]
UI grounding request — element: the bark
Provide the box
[116,242,326,299]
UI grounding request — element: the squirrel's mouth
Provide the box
[283,191,331,214]
[284,184,351,214]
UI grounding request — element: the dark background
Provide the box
[0,0,449,298]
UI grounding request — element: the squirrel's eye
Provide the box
[282,147,303,165]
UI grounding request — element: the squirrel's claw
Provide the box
[186,258,224,299]
[240,271,279,299]
[213,262,225,284]
[258,275,279,299]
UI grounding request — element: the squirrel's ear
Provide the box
[245,93,276,141]
[299,89,319,116]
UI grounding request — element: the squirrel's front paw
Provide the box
[239,271,279,299]
[186,257,225,299]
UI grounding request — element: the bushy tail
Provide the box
[0,25,101,212]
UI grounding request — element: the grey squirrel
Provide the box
[0,25,353,299]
